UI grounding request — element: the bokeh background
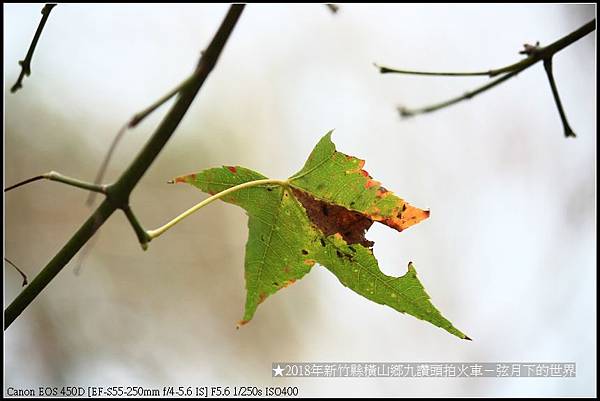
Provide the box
[4,4,596,397]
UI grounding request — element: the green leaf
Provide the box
[173,132,469,339]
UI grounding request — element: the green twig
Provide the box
[5,171,106,194]
[11,4,56,93]
[5,4,246,330]
[122,205,151,250]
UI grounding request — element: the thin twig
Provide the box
[5,171,106,194]
[5,5,246,330]
[4,258,28,287]
[86,75,195,206]
[388,19,596,121]
[11,4,56,93]
[374,62,520,77]
[399,68,521,117]
[122,205,151,250]
[377,20,595,79]
[4,175,46,192]
[543,57,576,138]
[85,123,128,206]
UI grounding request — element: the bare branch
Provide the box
[5,5,246,330]
[385,19,596,131]
[543,57,576,138]
[399,68,520,118]
[11,4,56,93]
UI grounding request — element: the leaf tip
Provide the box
[323,129,335,144]
[236,319,250,329]
[169,173,197,185]
[463,334,472,341]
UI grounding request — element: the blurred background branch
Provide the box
[86,75,197,206]
[4,4,246,330]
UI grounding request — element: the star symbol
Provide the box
[273,364,284,377]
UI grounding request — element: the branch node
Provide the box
[379,19,595,137]
[398,106,414,119]
[519,41,541,56]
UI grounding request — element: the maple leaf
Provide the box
[173,132,469,339]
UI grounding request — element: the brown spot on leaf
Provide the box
[380,204,430,232]
[376,187,390,198]
[258,292,267,304]
[236,319,250,329]
[173,173,196,184]
[227,166,237,173]
[282,279,296,288]
[365,179,380,189]
[303,259,316,266]
[292,188,374,248]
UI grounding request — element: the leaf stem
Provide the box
[147,179,289,240]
